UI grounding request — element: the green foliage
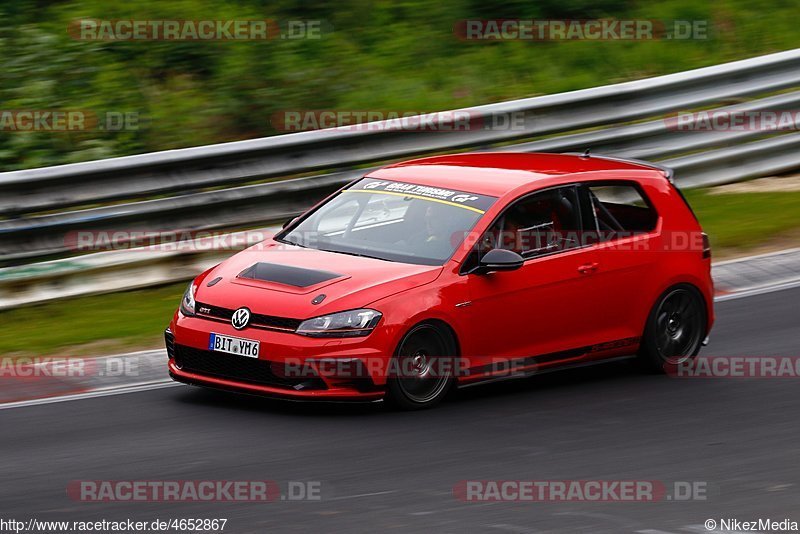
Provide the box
[1,0,799,170]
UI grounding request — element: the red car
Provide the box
[166,152,714,409]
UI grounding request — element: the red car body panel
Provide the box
[168,153,714,400]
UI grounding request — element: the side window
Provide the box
[582,183,658,240]
[490,186,583,258]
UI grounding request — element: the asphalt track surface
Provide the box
[1,287,799,533]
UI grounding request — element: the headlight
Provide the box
[180,281,197,316]
[296,309,382,337]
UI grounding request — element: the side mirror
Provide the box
[472,248,524,274]
[282,216,299,229]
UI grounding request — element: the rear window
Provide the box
[584,183,658,236]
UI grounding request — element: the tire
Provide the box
[385,323,457,410]
[638,284,707,373]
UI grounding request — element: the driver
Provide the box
[397,203,454,257]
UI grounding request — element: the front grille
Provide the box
[173,344,326,390]
[195,302,302,332]
[197,303,234,320]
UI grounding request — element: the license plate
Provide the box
[209,333,260,358]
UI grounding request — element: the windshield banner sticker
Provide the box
[348,179,497,213]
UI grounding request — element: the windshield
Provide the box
[278,178,497,265]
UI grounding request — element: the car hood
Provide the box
[193,240,443,319]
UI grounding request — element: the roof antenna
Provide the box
[581,148,591,159]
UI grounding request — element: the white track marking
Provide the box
[487,523,541,533]
[327,490,398,501]
[712,247,800,266]
[715,278,800,301]
[0,380,178,410]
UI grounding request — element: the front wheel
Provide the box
[385,323,456,410]
[639,284,707,373]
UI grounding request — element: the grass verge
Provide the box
[0,283,185,358]
[683,189,800,254]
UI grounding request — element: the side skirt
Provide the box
[457,355,638,389]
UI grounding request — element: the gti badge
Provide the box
[231,307,251,330]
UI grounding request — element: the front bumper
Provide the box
[169,362,384,401]
[166,313,394,401]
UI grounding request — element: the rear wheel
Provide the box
[385,323,456,410]
[639,285,706,373]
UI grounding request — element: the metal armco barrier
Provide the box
[4,48,800,267]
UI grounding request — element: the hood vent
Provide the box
[238,262,343,288]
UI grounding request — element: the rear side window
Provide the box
[582,183,658,239]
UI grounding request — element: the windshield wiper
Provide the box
[316,247,389,262]
[276,237,307,249]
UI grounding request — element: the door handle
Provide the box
[578,262,599,274]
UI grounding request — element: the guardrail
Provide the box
[5,48,800,216]
[3,48,800,306]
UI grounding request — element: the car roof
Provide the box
[366,152,667,197]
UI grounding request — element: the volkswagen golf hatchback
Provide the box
[167,152,714,409]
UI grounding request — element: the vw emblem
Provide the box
[231,307,251,330]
